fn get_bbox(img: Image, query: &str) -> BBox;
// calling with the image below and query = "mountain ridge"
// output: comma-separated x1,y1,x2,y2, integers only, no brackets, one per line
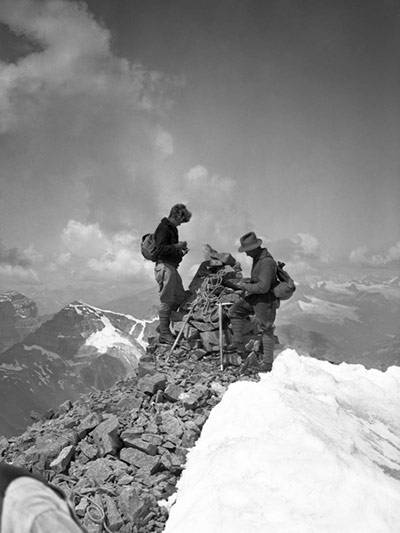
0,301,157,437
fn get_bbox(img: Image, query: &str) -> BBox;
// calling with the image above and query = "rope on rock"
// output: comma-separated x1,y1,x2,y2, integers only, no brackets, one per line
72,489,114,533
190,270,227,327
168,268,236,359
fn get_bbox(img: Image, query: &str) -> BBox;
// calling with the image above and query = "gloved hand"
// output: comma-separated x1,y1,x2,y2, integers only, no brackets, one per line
232,280,247,294
175,241,189,256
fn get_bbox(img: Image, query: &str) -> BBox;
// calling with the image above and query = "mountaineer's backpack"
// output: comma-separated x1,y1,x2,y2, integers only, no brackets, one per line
273,261,296,300
141,233,158,262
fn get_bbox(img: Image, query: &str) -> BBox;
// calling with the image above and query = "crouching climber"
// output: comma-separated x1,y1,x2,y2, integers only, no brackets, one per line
227,231,279,372
0,462,85,533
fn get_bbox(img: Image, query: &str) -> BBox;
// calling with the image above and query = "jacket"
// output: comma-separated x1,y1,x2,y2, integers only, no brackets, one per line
240,248,277,295
154,217,183,267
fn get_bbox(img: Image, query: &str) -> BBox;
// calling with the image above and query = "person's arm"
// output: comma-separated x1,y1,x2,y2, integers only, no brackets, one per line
239,258,276,294
3,477,84,533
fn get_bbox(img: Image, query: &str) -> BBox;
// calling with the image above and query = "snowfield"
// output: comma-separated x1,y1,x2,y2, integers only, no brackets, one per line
164,349,400,533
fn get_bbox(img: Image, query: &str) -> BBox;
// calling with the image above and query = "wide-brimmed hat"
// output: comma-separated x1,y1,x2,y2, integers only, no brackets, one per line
238,231,263,252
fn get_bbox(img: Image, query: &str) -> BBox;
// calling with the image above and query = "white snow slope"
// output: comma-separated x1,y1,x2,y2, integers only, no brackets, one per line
164,349,400,533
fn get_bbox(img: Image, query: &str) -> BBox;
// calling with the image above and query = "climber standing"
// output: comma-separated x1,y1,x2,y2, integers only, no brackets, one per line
154,203,192,344
227,231,279,372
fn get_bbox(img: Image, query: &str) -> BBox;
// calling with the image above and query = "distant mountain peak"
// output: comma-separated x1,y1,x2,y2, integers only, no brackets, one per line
0,290,38,319
0,302,158,437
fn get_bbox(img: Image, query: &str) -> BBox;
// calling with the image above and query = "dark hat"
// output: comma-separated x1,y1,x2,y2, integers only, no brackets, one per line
238,231,263,252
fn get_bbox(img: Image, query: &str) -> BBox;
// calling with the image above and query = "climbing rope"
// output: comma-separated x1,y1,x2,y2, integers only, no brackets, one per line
190,270,227,327
72,488,115,533
168,268,236,359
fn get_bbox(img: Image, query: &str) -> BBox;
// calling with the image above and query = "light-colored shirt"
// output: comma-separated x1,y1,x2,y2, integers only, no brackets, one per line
1,477,82,533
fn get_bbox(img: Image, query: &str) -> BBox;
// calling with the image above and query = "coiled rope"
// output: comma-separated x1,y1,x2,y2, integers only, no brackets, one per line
72,489,114,533
190,270,227,327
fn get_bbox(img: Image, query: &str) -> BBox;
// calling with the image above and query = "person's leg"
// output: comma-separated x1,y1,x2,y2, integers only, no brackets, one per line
227,298,254,353
253,301,277,371
172,269,188,311
154,263,177,344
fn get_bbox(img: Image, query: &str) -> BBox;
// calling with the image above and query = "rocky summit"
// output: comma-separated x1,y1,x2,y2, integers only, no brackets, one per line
0,343,260,533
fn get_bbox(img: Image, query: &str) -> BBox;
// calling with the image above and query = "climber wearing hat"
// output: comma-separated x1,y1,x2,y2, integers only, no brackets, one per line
227,231,278,372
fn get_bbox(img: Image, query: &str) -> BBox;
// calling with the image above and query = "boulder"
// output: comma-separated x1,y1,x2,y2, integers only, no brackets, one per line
119,448,161,475
92,415,121,456
119,487,157,527
50,444,76,473
137,373,167,395
77,412,103,438
164,383,184,402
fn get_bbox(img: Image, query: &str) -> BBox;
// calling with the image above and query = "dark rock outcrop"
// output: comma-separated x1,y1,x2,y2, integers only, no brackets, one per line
0,291,40,353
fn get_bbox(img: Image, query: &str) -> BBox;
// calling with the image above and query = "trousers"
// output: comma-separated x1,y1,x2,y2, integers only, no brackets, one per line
228,294,277,335
154,262,186,313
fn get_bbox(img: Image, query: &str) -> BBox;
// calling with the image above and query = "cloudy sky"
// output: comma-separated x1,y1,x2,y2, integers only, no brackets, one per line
0,0,399,293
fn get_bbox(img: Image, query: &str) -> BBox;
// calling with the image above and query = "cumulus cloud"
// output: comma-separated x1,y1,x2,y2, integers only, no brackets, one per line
349,241,400,266
0,241,31,268
271,233,328,264
0,0,182,239
51,219,151,282
0,0,169,130
294,233,322,259
0,264,39,283
151,125,174,159
185,165,235,195
61,220,109,258
0,240,39,282
182,166,247,248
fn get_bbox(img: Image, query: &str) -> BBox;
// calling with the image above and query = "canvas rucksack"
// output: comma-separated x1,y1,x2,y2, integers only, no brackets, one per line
141,233,158,262
273,261,296,300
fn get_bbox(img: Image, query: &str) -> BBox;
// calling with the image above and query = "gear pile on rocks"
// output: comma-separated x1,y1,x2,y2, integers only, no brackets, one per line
164,244,268,369
0,345,261,533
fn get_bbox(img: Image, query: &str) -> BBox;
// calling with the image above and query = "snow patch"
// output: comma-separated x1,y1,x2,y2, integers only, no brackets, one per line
298,296,360,323
165,349,400,533
0,362,24,372
85,316,133,354
24,344,61,360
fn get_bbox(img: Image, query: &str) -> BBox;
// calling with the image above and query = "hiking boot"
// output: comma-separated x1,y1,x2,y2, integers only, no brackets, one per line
226,342,246,356
261,333,274,370
240,352,261,374
158,332,176,345
158,309,176,345
259,362,273,373
222,352,243,367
